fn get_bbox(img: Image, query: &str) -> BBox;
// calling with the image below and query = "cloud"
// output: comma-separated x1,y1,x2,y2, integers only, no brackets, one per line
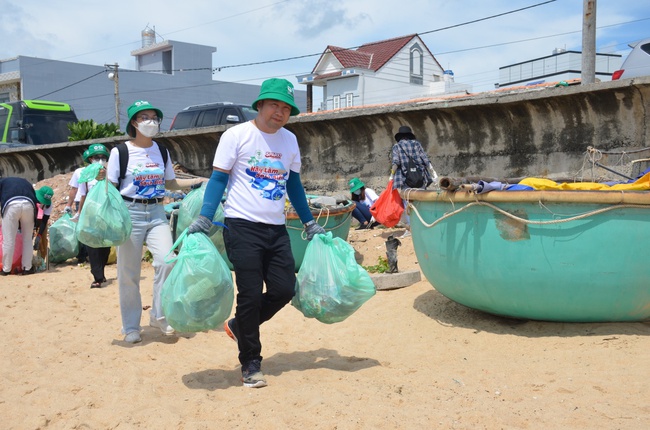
290,0,370,39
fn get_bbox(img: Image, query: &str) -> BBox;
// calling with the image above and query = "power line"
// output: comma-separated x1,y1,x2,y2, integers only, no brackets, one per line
212,0,558,71
34,70,106,99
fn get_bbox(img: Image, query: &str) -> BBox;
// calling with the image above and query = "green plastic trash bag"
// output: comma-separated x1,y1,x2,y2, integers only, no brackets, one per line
76,176,132,248
161,229,234,332
292,232,376,324
175,183,230,265
48,213,79,264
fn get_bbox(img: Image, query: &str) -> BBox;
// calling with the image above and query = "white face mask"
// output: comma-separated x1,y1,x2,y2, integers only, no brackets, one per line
92,159,107,167
137,120,160,138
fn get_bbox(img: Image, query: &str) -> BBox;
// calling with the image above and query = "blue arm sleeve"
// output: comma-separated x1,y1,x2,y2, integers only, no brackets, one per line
199,170,229,220
286,171,314,224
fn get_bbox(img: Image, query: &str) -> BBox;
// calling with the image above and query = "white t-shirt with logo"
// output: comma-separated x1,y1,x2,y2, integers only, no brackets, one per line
213,121,301,225
68,167,84,202
106,141,175,199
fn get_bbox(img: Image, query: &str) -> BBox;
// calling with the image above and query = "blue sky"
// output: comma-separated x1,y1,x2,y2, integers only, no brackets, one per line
1,0,648,98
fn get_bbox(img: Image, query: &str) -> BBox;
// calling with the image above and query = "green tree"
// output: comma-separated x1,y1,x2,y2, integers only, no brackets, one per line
68,120,123,141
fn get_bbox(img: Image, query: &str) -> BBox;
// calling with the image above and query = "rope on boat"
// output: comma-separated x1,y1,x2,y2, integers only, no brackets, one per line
407,198,649,229
285,206,353,240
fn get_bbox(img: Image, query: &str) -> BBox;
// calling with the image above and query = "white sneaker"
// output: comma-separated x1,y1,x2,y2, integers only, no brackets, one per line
150,316,175,336
399,230,411,238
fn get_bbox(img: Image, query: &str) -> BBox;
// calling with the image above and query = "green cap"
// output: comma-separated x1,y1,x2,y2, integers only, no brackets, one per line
85,143,109,161
348,177,364,193
126,100,163,137
251,78,300,116
35,186,54,206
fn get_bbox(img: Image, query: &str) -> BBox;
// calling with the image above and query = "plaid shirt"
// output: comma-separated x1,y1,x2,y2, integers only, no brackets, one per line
391,138,432,189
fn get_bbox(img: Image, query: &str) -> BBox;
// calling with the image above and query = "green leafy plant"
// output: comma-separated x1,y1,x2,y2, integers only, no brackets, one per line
363,256,389,274
68,119,122,141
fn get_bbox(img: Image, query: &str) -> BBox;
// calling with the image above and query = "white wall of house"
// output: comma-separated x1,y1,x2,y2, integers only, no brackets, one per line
319,38,450,110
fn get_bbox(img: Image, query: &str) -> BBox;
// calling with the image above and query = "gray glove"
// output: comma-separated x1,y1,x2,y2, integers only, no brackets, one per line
64,206,73,215
188,215,213,235
304,220,326,241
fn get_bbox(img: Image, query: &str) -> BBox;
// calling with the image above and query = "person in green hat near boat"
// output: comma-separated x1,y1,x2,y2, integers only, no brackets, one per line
188,77,326,388
348,177,380,230
0,177,53,275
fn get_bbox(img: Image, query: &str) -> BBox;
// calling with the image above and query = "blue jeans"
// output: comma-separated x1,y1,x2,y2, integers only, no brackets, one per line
223,218,295,366
352,202,372,225
117,201,174,335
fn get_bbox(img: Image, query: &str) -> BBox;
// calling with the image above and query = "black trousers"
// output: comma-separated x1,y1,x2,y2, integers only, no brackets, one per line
86,246,110,282
223,218,296,366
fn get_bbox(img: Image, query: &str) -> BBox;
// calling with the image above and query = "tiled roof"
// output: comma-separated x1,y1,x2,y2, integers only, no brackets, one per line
357,34,416,71
327,45,373,69
314,34,418,74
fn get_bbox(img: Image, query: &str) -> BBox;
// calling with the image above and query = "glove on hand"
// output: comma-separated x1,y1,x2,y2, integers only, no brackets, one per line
64,206,73,215
304,220,326,241
33,235,41,251
188,215,213,235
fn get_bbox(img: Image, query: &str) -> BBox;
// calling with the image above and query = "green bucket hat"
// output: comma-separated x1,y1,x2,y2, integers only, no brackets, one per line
85,143,110,161
35,186,54,206
126,100,163,137
348,177,364,193
82,149,90,162
251,78,300,116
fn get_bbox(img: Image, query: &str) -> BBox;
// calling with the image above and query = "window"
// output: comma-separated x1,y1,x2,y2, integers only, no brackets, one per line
346,93,353,108
0,93,9,103
410,43,424,85
333,95,340,110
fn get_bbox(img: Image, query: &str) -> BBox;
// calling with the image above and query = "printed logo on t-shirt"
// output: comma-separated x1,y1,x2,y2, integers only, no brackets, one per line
245,150,287,201
132,162,165,198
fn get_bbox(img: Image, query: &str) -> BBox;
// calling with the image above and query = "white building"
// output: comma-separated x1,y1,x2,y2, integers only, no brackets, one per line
497,48,622,88
297,34,472,112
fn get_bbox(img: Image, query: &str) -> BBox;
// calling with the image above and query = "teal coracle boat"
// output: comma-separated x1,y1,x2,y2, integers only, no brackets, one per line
170,196,355,272
285,199,355,271
404,189,650,322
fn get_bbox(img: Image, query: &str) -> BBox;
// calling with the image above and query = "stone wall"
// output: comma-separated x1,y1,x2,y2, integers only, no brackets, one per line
1,77,648,192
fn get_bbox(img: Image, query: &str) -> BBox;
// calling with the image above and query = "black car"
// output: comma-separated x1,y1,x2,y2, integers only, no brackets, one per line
169,102,257,130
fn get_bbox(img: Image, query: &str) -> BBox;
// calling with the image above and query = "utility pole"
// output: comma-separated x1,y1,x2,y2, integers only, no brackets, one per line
581,0,597,85
106,63,120,128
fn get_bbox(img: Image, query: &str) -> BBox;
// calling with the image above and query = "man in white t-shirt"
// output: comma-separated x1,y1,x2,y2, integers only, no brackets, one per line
189,78,325,388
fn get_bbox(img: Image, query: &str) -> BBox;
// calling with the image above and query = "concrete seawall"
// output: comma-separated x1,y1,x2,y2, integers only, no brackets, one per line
1,77,648,191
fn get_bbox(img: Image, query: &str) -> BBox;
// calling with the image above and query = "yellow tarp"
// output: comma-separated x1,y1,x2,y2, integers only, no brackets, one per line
520,172,650,191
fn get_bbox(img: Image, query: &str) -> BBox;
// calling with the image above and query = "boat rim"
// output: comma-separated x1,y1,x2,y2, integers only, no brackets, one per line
402,189,650,205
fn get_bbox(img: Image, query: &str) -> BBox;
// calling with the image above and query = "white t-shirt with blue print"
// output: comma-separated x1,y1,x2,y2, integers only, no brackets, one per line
213,121,301,225
106,141,175,199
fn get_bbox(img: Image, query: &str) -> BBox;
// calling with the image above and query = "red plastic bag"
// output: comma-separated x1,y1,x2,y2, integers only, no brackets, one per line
0,230,24,272
369,180,404,228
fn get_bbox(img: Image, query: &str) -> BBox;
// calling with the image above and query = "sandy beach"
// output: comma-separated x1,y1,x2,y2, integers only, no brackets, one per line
1,222,649,429
1,173,650,429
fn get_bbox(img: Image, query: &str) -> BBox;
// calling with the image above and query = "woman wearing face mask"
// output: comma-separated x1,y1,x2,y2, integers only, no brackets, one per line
77,144,112,288
105,100,207,344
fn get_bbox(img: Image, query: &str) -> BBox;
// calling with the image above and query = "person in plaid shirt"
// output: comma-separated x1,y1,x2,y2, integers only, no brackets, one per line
390,125,436,237
390,125,434,190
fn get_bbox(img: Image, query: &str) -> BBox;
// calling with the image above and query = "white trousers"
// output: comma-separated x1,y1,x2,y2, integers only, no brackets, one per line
2,200,35,273
117,202,174,335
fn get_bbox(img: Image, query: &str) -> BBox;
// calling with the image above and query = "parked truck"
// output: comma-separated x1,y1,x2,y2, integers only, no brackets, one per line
0,100,78,146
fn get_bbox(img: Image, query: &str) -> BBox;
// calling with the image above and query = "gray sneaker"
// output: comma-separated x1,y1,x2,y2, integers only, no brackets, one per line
124,331,142,344
242,359,267,388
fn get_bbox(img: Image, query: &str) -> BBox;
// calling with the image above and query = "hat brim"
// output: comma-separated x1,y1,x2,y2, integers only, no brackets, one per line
126,107,164,137
350,183,364,193
395,133,415,142
252,94,300,116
